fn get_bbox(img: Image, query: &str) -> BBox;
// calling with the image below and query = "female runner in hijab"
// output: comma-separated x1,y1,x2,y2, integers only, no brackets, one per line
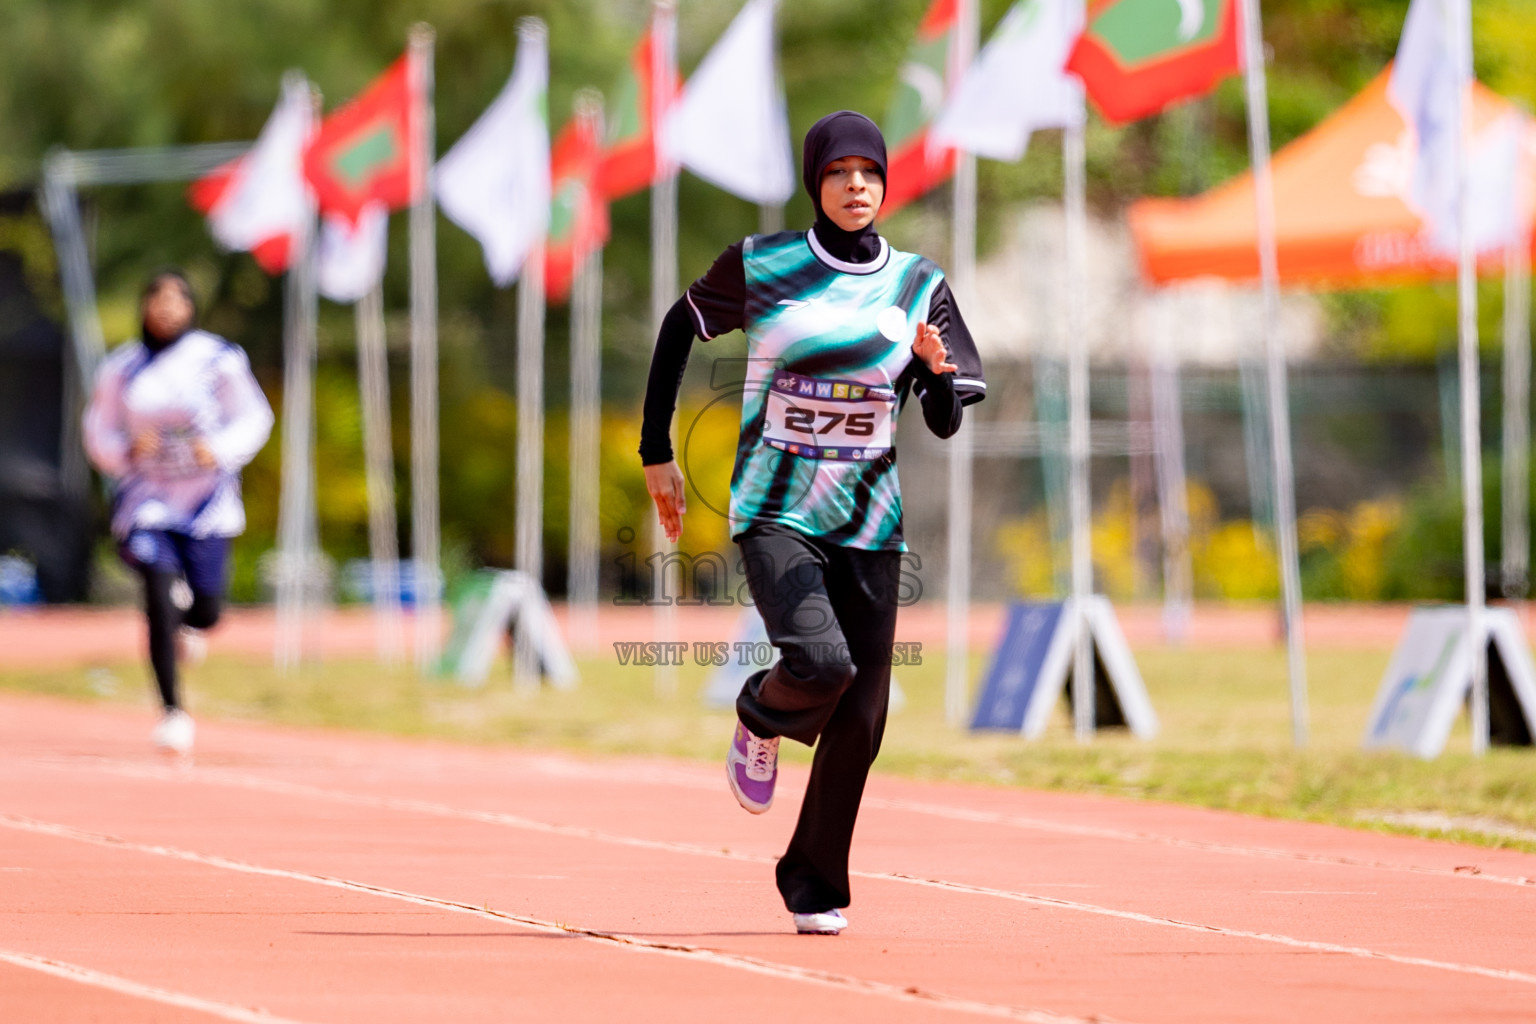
84,269,274,756
639,111,986,934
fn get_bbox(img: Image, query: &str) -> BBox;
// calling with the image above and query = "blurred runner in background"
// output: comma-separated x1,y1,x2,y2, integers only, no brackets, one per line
84,269,273,756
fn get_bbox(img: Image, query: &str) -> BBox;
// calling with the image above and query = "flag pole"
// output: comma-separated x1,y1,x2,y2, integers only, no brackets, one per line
1063,115,1094,742
943,0,980,728
357,283,404,665
1444,0,1488,755
514,17,552,694
569,91,606,653
1151,289,1192,645
275,75,321,673
1502,184,1532,602
407,24,442,674
1238,0,1309,747
650,0,679,698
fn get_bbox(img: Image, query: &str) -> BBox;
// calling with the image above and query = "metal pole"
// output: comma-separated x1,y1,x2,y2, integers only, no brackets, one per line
515,240,547,693
1063,121,1094,743
1441,0,1487,755
650,0,679,698
569,95,606,653
943,0,980,728
275,218,317,672
356,284,404,664
39,155,106,503
513,17,552,694
408,25,442,673
1502,200,1532,600
1239,0,1309,747
1151,290,1192,645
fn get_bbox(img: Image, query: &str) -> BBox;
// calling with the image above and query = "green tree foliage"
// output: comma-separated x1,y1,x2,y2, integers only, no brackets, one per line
2,0,1533,588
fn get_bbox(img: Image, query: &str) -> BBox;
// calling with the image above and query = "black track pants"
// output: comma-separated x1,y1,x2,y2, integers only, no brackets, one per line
734,523,902,914
134,566,222,712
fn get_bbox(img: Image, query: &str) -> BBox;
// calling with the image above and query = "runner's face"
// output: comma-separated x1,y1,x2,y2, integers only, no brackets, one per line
820,156,884,232
142,280,194,340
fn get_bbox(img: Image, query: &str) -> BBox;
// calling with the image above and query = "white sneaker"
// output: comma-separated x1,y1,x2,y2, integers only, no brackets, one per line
792,909,847,935
175,627,207,666
152,710,195,756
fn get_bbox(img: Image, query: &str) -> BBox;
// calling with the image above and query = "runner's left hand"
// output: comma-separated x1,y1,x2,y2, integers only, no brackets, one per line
912,322,958,376
192,440,218,470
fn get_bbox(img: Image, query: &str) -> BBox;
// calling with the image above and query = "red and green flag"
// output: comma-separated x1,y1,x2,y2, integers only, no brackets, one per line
881,0,962,217
545,112,610,303
595,25,676,201
1065,0,1243,125
303,55,422,226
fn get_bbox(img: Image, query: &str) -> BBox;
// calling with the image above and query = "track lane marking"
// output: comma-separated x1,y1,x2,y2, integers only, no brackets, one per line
13,762,1536,989
43,755,1536,891
861,796,1536,890
0,948,313,1024
875,872,1536,988
0,814,1118,1024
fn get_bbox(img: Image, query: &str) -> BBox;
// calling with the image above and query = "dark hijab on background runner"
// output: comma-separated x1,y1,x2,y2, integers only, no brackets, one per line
140,268,197,351
801,110,888,265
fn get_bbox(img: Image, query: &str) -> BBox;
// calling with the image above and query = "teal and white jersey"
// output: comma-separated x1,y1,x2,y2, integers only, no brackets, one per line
698,230,950,551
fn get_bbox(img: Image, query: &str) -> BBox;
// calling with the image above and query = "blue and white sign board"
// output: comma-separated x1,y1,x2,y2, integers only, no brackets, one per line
444,570,577,689
702,607,905,712
1364,605,1536,758
971,596,1157,740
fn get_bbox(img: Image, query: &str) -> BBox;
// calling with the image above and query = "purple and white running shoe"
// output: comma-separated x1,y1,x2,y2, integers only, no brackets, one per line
725,722,779,814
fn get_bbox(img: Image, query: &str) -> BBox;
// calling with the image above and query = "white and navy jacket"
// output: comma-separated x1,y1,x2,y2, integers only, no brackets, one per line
84,330,274,540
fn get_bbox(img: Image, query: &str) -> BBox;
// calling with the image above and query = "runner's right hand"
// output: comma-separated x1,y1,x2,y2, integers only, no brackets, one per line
130,429,161,464
644,461,687,543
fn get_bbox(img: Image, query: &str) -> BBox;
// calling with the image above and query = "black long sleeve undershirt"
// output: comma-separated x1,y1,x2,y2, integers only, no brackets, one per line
638,298,697,466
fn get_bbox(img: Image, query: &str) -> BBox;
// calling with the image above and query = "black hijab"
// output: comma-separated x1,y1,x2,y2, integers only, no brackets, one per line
801,110,888,265
140,268,197,352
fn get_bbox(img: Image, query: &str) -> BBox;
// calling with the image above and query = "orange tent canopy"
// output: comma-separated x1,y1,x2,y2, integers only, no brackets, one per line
1128,74,1533,288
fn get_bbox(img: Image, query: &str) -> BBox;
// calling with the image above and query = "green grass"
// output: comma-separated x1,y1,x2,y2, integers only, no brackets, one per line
6,644,1536,855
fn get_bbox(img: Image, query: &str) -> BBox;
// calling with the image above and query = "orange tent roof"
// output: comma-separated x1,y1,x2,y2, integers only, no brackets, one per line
1127,73,1533,288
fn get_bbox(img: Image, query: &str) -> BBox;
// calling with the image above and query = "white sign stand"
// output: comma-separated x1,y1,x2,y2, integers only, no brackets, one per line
972,596,1158,740
1364,605,1536,758
702,607,905,713
446,570,578,690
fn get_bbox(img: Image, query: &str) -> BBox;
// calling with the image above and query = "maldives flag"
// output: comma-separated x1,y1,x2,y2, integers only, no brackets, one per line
303,55,422,226
595,19,677,201
880,0,962,217
545,112,610,303
1066,0,1243,125
189,73,313,274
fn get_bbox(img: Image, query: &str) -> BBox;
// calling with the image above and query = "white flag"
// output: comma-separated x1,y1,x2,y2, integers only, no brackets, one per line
663,0,794,205
435,21,551,286
1388,0,1471,256
931,0,1085,162
200,72,314,267
1458,113,1527,257
316,202,388,303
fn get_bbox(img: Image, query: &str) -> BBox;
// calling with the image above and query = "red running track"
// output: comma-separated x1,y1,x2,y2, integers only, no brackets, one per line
2,693,1535,1023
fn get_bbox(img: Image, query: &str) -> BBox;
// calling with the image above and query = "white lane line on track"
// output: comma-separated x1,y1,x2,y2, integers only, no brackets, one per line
23,760,1536,989
874,872,1536,988
0,814,1116,1024
860,797,1536,891
38,752,1536,890
0,948,312,1024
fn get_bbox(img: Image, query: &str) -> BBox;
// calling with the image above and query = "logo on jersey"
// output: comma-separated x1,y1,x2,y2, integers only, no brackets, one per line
876,305,910,343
